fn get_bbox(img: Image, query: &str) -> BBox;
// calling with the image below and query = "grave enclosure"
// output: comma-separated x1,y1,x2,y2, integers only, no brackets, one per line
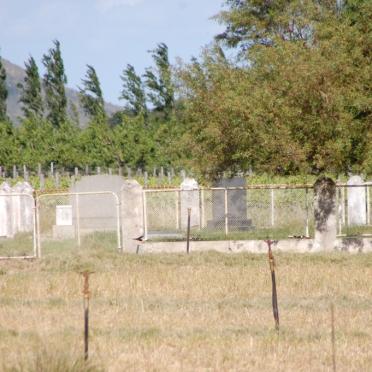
0,175,371,258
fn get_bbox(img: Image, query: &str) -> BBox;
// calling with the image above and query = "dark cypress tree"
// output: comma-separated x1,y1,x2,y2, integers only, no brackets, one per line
79,64,105,119
0,57,8,122
120,64,147,116
17,56,44,119
42,40,67,128
144,43,174,115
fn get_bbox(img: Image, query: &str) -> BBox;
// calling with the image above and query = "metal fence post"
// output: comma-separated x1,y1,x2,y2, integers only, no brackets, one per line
75,194,81,247
337,187,343,236
224,188,228,236
36,196,41,258
32,195,37,258
305,188,310,237
367,184,371,226
143,191,148,241
186,208,191,254
271,189,275,227
200,189,205,229
177,190,181,230
115,194,122,252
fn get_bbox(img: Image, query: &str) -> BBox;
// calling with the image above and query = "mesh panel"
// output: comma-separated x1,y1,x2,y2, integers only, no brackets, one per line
37,192,120,253
144,187,314,240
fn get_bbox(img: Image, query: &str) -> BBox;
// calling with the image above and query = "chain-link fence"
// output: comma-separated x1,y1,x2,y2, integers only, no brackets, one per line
143,186,315,240
144,184,372,240
1,184,371,258
0,193,36,259
36,192,121,255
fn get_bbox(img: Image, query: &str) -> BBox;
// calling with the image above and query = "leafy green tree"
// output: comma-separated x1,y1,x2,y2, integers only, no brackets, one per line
179,0,372,178
0,57,8,122
53,120,82,168
17,118,54,167
79,118,116,166
144,43,174,115
17,56,44,119
111,115,156,168
79,65,106,120
0,121,16,168
42,40,67,128
120,64,147,117
215,0,336,52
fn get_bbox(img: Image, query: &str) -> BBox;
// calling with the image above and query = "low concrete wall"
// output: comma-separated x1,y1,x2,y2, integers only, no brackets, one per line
140,237,372,254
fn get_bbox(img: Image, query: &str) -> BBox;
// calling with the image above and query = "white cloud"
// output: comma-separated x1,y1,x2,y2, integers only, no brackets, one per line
96,0,144,11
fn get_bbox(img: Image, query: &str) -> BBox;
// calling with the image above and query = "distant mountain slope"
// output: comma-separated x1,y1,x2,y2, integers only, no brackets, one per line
2,58,120,126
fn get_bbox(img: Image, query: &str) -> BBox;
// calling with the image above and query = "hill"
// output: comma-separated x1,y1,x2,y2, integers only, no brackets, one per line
2,58,120,126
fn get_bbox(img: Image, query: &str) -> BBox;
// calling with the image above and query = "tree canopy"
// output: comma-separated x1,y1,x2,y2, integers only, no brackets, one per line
0,2,370,178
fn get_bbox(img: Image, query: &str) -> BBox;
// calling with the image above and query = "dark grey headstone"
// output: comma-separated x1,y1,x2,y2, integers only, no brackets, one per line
207,177,252,230
313,177,337,251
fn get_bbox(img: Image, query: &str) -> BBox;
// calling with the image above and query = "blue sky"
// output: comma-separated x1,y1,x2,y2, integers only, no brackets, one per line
1,0,225,105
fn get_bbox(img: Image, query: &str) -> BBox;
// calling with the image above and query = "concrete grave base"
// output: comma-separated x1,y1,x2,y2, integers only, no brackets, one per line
140,237,372,254
52,225,76,240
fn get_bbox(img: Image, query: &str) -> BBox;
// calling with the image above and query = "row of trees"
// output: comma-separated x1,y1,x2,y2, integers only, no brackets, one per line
0,0,371,178
0,41,183,170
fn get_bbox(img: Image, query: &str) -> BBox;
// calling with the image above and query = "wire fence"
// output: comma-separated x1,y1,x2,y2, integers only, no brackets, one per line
0,184,371,258
144,187,314,240
144,185,372,240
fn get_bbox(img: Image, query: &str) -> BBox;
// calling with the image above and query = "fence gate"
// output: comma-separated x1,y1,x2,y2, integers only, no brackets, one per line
36,191,121,256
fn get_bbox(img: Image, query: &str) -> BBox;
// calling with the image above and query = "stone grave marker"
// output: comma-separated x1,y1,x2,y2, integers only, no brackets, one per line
70,175,125,232
313,177,337,251
180,178,200,229
207,177,252,231
56,205,73,226
0,182,12,238
53,205,75,239
19,182,34,233
347,175,367,226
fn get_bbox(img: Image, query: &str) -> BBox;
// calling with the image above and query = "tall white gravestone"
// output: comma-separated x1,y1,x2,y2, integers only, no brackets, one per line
347,175,366,226
0,182,12,238
11,182,23,235
18,182,34,233
180,178,200,229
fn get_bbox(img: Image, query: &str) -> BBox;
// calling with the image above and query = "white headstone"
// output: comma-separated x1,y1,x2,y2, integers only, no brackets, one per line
18,182,34,233
56,205,73,226
347,176,366,226
0,183,12,238
180,178,200,229
11,183,23,235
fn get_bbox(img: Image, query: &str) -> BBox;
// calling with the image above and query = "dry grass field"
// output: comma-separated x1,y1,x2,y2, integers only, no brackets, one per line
0,244,371,371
